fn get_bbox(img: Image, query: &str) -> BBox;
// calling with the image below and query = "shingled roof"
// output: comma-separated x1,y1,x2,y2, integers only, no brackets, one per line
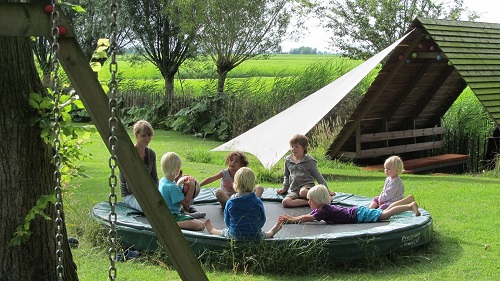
327,17,500,160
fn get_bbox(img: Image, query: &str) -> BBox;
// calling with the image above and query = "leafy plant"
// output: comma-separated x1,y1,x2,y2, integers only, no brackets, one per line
168,93,231,140
29,87,95,182
8,194,55,247
442,88,495,135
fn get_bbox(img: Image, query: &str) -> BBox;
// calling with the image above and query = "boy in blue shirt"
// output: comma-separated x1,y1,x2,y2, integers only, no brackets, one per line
204,167,282,240
158,152,204,231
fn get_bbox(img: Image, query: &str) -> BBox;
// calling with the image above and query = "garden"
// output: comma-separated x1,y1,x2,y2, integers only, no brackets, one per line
63,54,499,280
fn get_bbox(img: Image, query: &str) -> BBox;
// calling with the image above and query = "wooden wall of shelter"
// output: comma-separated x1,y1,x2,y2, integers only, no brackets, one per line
327,17,500,162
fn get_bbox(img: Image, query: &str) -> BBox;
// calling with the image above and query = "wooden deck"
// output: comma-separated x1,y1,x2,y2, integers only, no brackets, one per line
362,154,469,174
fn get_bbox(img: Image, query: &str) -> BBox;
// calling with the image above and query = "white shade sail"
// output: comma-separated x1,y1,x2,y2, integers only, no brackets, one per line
212,31,413,169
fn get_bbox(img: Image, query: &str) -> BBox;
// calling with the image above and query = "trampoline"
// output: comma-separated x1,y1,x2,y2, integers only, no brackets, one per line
93,188,433,261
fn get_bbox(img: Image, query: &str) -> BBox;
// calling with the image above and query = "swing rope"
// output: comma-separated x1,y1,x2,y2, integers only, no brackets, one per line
50,0,65,280
107,0,120,280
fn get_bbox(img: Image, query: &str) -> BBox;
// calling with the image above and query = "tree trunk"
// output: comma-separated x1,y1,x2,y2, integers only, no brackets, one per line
164,73,175,103
217,68,228,94
0,36,78,280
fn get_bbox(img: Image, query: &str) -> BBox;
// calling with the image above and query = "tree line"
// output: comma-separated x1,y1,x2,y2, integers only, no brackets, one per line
32,0,476,100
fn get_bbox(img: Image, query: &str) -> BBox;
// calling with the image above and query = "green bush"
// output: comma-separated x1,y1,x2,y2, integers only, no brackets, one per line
442,88,495,135
167,93,231,140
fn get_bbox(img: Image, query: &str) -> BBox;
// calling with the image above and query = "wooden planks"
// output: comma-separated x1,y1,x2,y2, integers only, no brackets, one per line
362,153,469,173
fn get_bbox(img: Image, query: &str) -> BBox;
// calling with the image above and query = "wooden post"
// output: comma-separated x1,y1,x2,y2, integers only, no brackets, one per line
0,3,208,281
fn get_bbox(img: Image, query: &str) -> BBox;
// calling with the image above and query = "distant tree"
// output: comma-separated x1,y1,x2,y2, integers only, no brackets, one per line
33,1,132,87
289,46,318,54
320,0,479,59
198,0,293,93
64,1,132,60
122,0,202,99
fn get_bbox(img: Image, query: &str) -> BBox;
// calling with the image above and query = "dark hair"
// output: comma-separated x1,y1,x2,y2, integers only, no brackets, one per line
289,134,309,154
225,151,249,167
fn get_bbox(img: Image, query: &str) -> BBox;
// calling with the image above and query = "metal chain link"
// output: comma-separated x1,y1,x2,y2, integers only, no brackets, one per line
50,0,64,280
108,0,119,280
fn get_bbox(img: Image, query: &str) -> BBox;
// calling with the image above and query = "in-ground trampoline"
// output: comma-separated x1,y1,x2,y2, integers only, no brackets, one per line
93,188,432,261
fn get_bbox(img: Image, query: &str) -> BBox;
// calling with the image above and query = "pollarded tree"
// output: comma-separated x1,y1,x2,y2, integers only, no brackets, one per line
0,35,78,280
321,0,478,59
33,1,132,87
64,0,132,60
123,0,202,100
199,0,292,93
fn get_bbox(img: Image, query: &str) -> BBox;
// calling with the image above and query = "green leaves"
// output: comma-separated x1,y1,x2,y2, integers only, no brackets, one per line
322,0,474,59
8,194,56,247
169,93,231,140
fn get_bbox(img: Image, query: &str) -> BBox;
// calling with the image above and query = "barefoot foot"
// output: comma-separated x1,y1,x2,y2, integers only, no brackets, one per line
266,221,283,238
204,218,215,234
411,202,421,216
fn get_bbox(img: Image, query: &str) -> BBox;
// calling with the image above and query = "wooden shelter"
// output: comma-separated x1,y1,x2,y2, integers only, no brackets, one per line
327,18,500,172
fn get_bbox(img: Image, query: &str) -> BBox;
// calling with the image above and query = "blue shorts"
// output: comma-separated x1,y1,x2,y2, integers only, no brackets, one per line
356,206,383,223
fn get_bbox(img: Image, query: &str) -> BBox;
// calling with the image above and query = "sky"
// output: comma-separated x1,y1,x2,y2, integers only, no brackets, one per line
280,0,500,53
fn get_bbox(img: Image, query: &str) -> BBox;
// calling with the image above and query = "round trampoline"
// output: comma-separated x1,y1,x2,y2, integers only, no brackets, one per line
93,188,432,261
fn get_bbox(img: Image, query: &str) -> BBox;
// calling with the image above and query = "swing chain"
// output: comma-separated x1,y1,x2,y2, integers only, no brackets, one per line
108,0,119,280
50,0,64,280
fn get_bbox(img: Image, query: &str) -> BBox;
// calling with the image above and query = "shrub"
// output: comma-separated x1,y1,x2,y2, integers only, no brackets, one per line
167,93,231,141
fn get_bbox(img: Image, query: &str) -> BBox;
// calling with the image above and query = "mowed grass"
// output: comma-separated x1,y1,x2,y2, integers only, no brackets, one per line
67,126,500,281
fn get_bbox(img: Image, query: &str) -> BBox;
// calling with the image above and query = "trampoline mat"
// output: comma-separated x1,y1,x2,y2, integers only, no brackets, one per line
93,187,432,260
127,187,406,239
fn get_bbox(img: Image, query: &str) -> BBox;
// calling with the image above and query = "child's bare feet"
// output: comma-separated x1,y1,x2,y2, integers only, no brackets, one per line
411,202,421,216
266,221,283,238
204,218,215,234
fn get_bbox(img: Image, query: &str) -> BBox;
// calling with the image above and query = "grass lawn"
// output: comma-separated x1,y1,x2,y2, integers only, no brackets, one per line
67,127,500,280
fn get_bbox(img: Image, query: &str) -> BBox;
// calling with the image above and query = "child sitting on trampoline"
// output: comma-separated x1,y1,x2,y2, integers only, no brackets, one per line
369,155,405,209
200,151,264,209
278,185,420,225
277,134,334,208
204,167,282,240
158,152,205,231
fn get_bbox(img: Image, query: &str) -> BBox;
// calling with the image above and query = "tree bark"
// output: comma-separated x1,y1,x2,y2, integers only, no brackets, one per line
0,35,78,280
164,73,175,100
217,68,229,94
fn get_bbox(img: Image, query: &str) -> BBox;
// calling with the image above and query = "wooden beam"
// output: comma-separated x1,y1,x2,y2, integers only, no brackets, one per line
57,28,209,281
328,29,424,157
359,127,444,142
357,140,446,158
384,60,434,123
0,3,207,280
362,153,469,173
0,3,74,37
404,66,455,123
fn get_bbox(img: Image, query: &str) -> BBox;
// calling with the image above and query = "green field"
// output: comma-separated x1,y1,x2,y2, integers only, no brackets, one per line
97,54,361,94
66,127,500,281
